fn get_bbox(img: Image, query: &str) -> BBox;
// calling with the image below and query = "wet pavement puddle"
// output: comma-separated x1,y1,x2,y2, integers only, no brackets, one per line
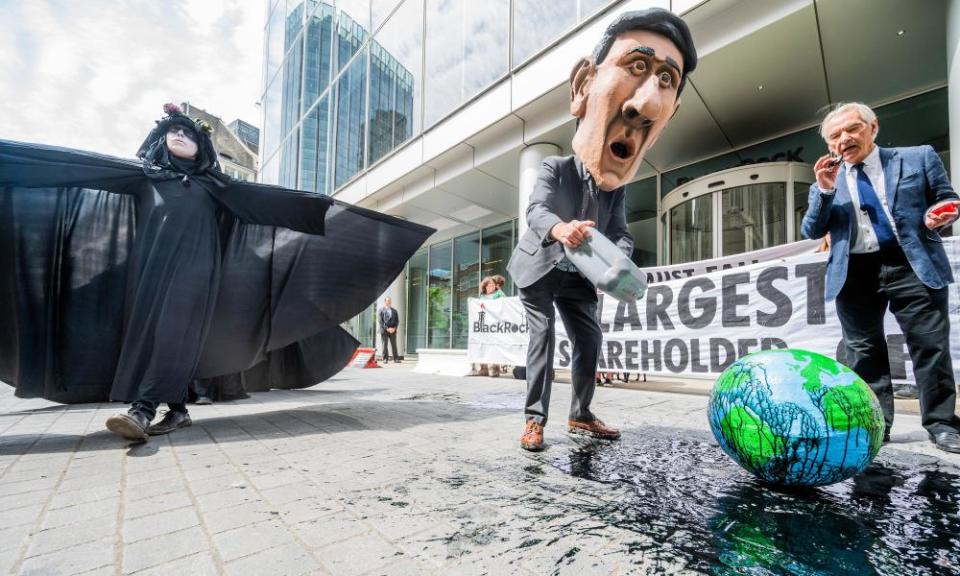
539,428,960,575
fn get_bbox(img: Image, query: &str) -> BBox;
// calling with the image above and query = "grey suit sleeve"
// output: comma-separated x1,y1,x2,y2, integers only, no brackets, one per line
922,145,958,207
608,189,634,257
800,183,835,240
526,160,565,247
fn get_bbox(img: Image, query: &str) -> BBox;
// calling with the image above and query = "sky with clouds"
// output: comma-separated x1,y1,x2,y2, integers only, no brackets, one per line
0,0,264,158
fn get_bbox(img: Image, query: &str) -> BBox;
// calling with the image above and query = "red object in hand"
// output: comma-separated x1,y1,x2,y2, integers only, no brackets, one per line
930,202,959,217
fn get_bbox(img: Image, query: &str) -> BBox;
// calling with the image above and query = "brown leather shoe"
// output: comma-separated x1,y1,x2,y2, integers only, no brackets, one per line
520,421,545,451
568,418,620,440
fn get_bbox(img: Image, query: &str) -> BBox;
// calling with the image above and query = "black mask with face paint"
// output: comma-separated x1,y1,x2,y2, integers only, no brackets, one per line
136,104,226,186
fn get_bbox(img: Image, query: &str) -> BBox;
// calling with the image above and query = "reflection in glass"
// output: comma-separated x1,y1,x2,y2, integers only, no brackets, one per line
721,183,786,256
260,154,280,187
371,0,402,32
367,0,422,165
299,95,332,193
278,128,300,188
406,248,428,354
302,1,335,115
660,213,667,264
357,303,376,347
624,177,658,266
263,4,286,90
276,3,305,168
580,0,614,17
513,0,576,65
260,77,283,171
337,0,370,72
334,49,368,188
428,241,452,348
481,221,514,296
453,232,480,349
794,182,810,241
425,0,509,127
670,195,712,264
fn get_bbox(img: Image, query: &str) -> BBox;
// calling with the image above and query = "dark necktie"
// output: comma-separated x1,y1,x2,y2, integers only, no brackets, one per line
854,163,896,249
580,178,599,225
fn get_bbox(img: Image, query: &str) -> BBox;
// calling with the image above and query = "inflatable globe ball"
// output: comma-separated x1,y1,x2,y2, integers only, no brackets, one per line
708,349,885,487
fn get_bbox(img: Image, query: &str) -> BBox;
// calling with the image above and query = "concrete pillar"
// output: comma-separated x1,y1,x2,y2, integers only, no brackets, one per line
950,0,960,233
376,266,407,357
518,143,562,238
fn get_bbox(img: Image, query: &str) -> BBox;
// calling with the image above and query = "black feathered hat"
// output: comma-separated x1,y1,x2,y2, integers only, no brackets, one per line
137,103,221,175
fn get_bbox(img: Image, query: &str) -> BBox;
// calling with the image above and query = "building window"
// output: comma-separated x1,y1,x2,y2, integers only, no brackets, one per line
301,1,335,117
335,0,370,72
452,232,480,349
424,0,509,127
794,181,810,240
624,176,657,266
480,221,514,296
721,183,786,256
334,48,368,188
512,0,617,66
367,0,422,166
670,195,712,264
278,127,300,189
427,241,452,348
300,94,333,193
406,248,428,354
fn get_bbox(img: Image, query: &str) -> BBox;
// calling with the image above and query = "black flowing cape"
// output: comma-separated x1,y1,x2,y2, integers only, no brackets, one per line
0,140,433,403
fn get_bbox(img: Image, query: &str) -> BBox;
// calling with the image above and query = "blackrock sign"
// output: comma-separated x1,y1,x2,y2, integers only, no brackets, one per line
467,238,960,385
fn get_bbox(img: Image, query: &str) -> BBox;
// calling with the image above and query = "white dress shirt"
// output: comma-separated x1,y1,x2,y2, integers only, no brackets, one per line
820,146,899,254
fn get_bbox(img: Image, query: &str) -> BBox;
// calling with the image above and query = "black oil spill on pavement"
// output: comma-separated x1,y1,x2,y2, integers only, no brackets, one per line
540,427,960,575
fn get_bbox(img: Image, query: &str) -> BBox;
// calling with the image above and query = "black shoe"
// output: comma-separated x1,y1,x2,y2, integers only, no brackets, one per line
147,411,192,436
195,396,213,405
883,431,891,444
929,432,960,454
106,410,151,441
893,386,919,400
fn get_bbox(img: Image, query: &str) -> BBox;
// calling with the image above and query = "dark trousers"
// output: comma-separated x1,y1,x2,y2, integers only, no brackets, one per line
836,247,958,435
131,400,187,421
381,330,398,362
519,268,601,425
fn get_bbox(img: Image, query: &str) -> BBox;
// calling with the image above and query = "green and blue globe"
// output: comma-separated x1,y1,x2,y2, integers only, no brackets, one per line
708,349,885,487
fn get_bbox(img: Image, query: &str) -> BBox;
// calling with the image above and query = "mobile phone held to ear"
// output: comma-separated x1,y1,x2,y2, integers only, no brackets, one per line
930,202,960,217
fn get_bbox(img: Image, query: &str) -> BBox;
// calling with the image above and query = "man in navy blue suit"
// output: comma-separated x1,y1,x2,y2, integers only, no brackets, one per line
802,102,960,454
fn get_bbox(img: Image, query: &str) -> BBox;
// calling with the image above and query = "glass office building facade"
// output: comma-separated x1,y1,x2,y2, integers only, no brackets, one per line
260,0,619,190
262,1,952,353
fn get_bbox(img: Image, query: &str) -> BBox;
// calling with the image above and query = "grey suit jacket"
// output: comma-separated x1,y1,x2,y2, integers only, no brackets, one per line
507,155,634,289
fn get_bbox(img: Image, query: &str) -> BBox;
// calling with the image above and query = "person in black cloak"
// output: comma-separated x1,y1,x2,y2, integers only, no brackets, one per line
103,105,228,439
0,104,433,442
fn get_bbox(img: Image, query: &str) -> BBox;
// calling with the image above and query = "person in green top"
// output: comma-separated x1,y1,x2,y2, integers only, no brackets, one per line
476,275,506,377
481,275,506,300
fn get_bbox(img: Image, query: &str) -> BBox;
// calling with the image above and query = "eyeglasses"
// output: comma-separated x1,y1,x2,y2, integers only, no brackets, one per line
166,126,197,142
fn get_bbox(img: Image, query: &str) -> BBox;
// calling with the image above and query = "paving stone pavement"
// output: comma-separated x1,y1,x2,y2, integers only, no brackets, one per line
1,365,958,576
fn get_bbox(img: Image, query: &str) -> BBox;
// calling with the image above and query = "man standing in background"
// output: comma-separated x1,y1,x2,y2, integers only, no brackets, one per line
379,297,401,364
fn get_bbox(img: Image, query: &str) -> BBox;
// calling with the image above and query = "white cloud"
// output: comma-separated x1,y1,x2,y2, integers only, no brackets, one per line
0,0,264,159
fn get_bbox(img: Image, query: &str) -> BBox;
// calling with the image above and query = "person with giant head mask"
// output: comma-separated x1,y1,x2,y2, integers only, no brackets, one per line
507,8,697,451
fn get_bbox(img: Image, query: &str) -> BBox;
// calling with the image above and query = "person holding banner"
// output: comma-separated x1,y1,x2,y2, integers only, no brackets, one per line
507,8,697,451
801,102,960,454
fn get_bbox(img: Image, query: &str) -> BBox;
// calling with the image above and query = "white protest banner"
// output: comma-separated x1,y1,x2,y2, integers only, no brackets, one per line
644,239,820,284
468,237,960,385
467,297,529,366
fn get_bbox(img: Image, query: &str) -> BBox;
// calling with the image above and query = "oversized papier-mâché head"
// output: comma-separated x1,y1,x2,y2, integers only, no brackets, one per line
137,103,221,174
570,8,697,191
